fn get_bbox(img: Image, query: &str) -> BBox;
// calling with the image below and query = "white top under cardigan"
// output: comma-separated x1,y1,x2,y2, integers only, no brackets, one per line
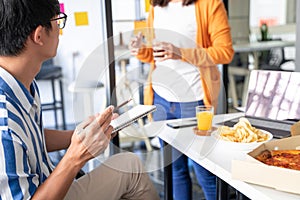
152,2,204,102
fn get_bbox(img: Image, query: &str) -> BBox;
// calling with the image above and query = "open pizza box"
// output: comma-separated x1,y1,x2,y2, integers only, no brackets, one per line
232,135,300,194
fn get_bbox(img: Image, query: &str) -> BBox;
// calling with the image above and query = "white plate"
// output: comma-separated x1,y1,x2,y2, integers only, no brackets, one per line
211,129,273,151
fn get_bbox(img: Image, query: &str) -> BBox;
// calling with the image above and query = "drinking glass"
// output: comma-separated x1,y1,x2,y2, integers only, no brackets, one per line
196,105,214,132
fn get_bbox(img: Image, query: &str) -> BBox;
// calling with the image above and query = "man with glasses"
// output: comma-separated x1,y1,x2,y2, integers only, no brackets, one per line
51,12,68,29
0,0,159,199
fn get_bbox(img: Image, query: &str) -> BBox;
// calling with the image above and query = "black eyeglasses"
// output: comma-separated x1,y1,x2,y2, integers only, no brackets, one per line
50,12,67,29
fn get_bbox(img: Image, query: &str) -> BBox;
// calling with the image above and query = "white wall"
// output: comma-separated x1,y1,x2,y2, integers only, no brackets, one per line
250,0,287,27
39,0,108,127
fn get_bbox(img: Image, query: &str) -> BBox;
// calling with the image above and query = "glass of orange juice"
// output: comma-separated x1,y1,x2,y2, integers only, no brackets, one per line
196,105,214,132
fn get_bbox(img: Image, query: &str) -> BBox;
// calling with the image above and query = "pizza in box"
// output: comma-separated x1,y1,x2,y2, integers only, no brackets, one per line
255,149,300,170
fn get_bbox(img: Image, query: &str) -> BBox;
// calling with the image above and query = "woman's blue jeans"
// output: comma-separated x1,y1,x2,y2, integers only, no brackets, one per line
152,92,216,200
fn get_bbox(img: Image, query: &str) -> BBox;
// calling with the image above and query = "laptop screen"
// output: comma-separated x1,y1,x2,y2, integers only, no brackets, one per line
245,70,300,121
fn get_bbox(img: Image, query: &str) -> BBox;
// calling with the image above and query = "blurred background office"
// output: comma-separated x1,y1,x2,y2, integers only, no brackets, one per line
38,0,298,199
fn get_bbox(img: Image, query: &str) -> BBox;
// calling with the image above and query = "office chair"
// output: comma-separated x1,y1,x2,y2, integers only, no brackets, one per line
259,39,295,72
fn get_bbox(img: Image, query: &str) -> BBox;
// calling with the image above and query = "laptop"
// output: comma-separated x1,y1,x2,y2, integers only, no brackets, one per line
222,70,300,139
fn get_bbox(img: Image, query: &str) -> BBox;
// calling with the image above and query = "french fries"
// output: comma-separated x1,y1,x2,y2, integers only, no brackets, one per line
217,118,269,143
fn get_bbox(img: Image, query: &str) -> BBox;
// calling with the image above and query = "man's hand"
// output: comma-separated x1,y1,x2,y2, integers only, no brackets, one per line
69,106,114,163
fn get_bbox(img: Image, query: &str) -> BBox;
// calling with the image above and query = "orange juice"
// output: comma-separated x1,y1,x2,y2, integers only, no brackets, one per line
196,111,213,131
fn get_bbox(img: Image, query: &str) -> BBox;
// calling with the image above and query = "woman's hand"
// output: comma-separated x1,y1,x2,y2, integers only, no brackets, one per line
129,32,144,56
68,106,114,163
153,41,182,61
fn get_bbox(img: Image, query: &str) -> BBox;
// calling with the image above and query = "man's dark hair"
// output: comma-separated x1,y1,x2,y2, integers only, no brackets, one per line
0,0,60,56
150,0,197,7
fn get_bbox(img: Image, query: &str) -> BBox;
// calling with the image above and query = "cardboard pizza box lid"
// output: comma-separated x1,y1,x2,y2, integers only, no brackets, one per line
232,135,300,194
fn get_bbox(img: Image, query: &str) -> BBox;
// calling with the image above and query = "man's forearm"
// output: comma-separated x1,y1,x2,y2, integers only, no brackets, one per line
45,129,74,152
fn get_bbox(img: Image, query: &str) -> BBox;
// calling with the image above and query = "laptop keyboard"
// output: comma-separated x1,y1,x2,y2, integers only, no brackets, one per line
223,117,292,139
245,118,291,131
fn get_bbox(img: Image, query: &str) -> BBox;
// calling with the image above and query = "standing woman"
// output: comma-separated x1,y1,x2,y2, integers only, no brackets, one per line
130,0,234,199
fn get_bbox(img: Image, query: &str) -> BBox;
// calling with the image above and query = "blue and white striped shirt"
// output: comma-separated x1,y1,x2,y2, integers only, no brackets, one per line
0,67,53,199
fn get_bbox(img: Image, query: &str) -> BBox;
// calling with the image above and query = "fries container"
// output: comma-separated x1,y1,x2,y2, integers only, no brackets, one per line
232,135,300,194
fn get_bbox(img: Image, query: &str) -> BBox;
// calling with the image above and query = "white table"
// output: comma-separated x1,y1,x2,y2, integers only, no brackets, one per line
144,112,300,200
233,40,295,69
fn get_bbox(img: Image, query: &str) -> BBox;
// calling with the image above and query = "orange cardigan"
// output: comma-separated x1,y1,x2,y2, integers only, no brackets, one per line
136,0,234,110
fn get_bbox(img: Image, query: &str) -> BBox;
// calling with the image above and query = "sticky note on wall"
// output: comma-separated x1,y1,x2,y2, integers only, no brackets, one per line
74,12,89,26
134,20,153,45
134,20,147,35
60,3,65,13
145,0,150,12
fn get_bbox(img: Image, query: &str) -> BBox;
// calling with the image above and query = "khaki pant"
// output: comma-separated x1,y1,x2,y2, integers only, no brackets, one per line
65,152,159,200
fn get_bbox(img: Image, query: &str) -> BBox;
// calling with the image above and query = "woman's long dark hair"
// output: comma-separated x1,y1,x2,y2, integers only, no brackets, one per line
150,0,197,7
